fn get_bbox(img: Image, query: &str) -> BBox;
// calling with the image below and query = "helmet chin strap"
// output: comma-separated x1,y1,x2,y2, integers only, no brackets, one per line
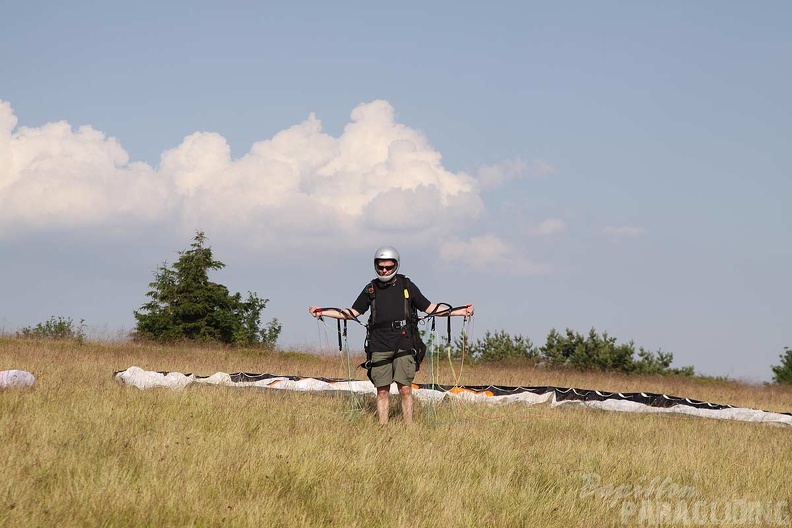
376,272,398,282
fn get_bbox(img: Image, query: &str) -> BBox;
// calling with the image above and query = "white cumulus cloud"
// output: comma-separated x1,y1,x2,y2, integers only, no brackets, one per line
0,99,483,253
0,101,168,233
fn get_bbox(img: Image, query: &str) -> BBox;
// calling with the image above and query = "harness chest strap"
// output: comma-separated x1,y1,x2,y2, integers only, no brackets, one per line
367,275,414,332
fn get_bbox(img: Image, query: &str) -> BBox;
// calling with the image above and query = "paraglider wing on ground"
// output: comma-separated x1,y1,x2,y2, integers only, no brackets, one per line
114,367,792,427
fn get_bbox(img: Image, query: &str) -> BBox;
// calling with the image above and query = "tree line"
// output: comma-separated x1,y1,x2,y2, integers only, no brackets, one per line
444,328,694,376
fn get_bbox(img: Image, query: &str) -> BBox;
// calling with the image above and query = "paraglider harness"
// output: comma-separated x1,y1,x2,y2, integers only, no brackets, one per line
361,274,427,375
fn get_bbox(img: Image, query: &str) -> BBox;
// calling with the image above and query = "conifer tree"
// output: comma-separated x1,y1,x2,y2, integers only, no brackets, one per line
134,231,281,346
771,347,792,385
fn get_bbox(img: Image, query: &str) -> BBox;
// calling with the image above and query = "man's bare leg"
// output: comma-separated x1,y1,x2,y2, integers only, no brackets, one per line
376,386,390,425
397,383,413,424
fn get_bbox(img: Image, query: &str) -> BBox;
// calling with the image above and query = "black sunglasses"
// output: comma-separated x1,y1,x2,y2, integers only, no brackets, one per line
377,264,396,271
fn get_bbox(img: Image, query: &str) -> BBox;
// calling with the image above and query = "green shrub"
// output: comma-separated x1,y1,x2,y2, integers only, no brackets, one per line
17,316,86,343
453,330,538,363
632,347,695,376
540,328,633,371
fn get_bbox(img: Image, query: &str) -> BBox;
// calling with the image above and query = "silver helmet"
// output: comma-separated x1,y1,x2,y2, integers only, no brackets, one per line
373,245,400,282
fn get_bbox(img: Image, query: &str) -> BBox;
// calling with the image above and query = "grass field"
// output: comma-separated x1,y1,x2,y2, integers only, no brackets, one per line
2,337,791,527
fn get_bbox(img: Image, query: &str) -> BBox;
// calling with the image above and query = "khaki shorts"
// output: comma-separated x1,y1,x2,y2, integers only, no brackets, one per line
369,350,416,388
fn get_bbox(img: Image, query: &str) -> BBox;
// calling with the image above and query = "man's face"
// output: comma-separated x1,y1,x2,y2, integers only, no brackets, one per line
376,260,396,276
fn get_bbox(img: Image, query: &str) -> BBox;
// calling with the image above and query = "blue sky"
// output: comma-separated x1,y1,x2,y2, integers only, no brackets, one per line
1,1,790,381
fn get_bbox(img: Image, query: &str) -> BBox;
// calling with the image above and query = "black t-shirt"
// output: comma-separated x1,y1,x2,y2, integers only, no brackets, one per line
351,275,430,352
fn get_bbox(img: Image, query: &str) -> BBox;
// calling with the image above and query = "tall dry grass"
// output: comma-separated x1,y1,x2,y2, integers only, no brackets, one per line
1,337,791,527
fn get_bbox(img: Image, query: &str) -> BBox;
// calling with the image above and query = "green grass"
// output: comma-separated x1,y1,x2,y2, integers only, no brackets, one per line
2,338,791,527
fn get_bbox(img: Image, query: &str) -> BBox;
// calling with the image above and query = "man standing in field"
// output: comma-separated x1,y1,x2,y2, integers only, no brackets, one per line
309,246,474,425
